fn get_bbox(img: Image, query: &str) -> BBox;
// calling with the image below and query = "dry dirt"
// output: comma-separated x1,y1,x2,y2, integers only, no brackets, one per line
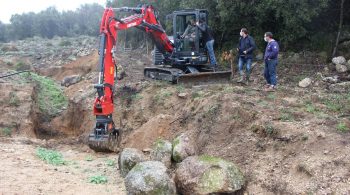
1,40,350,194
0,137,126,195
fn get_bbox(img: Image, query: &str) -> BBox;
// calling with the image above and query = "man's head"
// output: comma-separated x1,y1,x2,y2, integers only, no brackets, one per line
189,18,195,26
240,28,248,37
264,32,273,42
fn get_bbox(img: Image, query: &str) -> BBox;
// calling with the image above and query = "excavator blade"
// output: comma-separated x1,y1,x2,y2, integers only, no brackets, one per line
88,128,121,152
177,71,232,85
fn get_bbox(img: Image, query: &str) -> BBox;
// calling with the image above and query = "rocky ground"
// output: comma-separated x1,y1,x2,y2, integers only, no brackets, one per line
1,36,350,194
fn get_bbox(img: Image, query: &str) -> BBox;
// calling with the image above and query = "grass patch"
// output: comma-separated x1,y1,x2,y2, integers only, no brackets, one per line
337,122,349,133
154,89,173,104
59,40,72,47
199,155,221,164
24,73,67,117
15,61,30,71
191,91,203,99
279,109,294,122
85,155,94,161
36,147,66,165
176,84,185,93
8,92,20,107
89,175,108,184
304,101,319,114
106,159,116,167
1,127,12,136
321,94,350,114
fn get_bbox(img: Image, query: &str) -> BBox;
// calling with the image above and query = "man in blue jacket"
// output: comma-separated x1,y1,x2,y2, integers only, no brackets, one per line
236,28,256,83
263,32,279,92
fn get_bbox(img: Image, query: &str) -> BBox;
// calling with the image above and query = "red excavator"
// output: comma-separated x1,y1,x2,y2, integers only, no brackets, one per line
88,4,231,152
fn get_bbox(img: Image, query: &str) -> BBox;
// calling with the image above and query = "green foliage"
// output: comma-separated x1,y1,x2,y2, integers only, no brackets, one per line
106,159,116,167
89,175,108,184
36,147,66,165
25,73,67,117
59,40,72,46
8,92,20,107
154,89,173,104
85,155,94,161
337,122,349,133
1,127,12,136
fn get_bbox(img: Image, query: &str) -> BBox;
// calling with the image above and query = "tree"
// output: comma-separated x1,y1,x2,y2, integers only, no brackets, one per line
332,0,345,57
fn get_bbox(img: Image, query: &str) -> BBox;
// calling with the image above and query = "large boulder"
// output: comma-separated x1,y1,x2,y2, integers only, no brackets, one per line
336,64,348,73
332,56,346,65
150,139,172,168
298,78,312,88
329,81,350,93
175,155,245,195
125,161,176,195
61,74,81,87
118,148,145,177
172,133,196,163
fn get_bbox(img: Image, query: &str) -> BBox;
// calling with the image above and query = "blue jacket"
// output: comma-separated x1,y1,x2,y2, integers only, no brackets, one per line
237,35,256,59
264,40,279,61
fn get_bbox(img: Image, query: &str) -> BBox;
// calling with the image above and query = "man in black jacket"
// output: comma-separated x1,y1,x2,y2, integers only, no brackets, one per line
236,28,256,83
196,19,217,70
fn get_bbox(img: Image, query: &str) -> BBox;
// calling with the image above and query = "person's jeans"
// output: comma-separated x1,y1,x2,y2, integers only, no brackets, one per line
206,40,216,66
238,57,252,76
264,59,278,86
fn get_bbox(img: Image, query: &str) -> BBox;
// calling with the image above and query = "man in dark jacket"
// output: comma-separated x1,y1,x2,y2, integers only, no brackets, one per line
236,28,256,83
196,20,217,70
263,32,279,92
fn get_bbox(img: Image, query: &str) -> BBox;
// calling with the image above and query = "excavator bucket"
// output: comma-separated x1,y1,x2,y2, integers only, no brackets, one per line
88,132,120,152
177,71,232,85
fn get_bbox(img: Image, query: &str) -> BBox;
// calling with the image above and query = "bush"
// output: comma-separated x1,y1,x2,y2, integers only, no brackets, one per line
36,147,66,165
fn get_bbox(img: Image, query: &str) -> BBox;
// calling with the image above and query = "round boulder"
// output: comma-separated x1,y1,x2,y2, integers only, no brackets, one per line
150,139,172,168
172,133,195,163
61,74,81,87
175,155,245,195
125,161,176,195
118,148,145,177
298,78,312,88
332,56,346,65
336,64,348,73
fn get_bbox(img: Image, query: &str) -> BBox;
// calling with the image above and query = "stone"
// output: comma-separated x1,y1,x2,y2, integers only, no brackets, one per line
332,56,346,65
125,161,176,195
336,64,348,73
172,133,196,163
178,93,188,98
118,148,145,177
61,75,81,87
322,76,339,84
150,139,172,168
329,81,350,93
298,78,312,88
175,155,245,195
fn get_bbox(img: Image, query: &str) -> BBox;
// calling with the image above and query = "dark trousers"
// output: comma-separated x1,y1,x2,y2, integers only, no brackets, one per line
264,59,277,86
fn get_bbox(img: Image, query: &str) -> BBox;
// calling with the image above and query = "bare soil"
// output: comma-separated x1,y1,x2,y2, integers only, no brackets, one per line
1,39,350,194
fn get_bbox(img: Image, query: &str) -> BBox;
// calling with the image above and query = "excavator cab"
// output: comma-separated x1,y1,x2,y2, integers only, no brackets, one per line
153,9,209,68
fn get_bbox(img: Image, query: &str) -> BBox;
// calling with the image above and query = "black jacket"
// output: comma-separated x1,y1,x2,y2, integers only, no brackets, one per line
197,23,214,43
237,35,256,59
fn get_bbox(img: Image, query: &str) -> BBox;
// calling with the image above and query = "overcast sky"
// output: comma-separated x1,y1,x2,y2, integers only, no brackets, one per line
0,0,105,24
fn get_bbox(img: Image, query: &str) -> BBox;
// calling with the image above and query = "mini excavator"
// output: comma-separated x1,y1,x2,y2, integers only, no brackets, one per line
88,4,231,152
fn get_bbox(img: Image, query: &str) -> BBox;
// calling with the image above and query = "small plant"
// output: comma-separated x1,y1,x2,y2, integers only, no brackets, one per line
8,92,20,107
337,122,349,133
106,159,116,167
2,127,12,136
85,155,94,161
301,134,309,141
131,93,142,101
176,84,185,93
305,102,318,114
36,147,66,165
191,91,203,99
89,175,108,184
15,61,29,71
267,93,276,100
59,40,72,47
154,89,172,104
279,109,294,121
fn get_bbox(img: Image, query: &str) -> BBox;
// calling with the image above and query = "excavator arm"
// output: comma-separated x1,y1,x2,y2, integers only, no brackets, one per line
88,5,174,152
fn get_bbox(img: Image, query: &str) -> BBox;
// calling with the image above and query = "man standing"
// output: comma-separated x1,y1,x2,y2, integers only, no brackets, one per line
237,28,256,83
263,32,279,92
197,20,217,71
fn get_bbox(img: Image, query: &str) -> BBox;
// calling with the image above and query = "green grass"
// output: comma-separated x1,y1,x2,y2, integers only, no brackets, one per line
279,109,294,121
154,89,173,104
24,73,67,117
36,147,66,165
337,122,349,133
304,101,318,114
106,159,116,167
176,84,185,93
85,155,94,161
1,127,12,136
8,92,20,107
191,91,203,99
89,175,108,184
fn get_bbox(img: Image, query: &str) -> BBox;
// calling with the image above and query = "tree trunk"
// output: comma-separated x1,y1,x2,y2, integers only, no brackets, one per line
332,0,345,58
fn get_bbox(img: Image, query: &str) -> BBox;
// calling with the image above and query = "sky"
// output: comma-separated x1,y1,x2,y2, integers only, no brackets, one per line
0,0,105,24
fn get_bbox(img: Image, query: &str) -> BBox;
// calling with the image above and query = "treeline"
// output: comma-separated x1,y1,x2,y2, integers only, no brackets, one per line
1,0,349,53
0,3,104,41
